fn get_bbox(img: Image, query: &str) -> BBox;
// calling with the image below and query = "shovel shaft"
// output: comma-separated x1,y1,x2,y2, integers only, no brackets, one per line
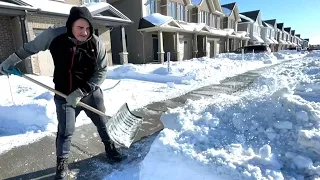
22,74,108,118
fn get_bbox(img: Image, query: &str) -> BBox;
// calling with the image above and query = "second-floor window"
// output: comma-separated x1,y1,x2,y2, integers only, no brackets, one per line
199,11,209,25
177,3,185,21
170,2,186,21
253,24,260,34
229,19,234,29
83,0,100,4
149,0,157,14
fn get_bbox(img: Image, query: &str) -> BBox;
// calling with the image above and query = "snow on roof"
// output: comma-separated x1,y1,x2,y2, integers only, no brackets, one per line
235,31,248,37
239,14,254,23
263,22,273,29
191,0,202,5
222,7,232,16
179,23,238,36
81,2,110,15
0,1,37,11
21,0,75,15
143,13,173,26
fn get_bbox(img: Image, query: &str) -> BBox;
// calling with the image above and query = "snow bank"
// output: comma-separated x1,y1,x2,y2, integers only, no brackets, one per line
139,56,320,180
107,57,268,85
274,50,307,60
217,52,278,64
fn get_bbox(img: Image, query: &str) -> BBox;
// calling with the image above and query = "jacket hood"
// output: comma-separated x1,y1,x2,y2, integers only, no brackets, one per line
66,6,94,41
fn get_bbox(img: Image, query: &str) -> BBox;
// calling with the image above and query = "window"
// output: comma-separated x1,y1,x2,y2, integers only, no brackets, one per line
33,29,44,38
229,19,234,29
212,14,216,27
82,0,100,4
215,16,218,28
202,11,209,25
186,9,191,22
222,17,227,28
177,4,185,21
170,2,176,19
150,0,157,14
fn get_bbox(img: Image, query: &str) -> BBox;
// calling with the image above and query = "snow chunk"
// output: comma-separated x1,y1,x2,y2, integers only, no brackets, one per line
273,121,293,129
292,155,313,169
297,130,320,154
296,110,309,122
259,144,272,159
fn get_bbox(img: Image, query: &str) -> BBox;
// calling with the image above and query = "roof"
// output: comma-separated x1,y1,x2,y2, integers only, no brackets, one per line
296,34,301,37
264,19,276,26
138,13,182,29
262,21,272,28
221,3,235,16
1,0,132,26
0,1,37,11
277,23,284,29
239,10,260,21
239,14,254,23
221,2,235,11
284,27,291,33
291,30,295,35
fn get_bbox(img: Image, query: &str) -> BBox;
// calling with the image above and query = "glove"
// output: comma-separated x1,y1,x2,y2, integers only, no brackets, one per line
0,53,22,75
66,88,85,108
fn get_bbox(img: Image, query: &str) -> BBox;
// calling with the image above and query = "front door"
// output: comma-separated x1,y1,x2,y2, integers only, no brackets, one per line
153,38,158,62
210,41,215,58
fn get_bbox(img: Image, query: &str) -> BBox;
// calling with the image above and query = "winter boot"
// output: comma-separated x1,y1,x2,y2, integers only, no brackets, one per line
104,142,125,163
54,157,69,180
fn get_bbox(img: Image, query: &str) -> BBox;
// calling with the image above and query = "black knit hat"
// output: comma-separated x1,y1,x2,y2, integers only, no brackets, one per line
66,6,94,39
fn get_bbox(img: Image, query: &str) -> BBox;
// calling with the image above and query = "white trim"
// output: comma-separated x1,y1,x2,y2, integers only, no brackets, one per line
252,35,264,43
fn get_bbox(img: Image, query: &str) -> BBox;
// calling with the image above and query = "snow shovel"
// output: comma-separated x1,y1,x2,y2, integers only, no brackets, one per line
5,68,143,148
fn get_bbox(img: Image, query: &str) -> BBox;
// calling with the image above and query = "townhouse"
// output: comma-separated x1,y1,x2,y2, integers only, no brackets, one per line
0,0,131,76
275,23,287,51
110,0,250,64
284,27,292,48
238,10,265,46
221,2,249,52
262,19,278,52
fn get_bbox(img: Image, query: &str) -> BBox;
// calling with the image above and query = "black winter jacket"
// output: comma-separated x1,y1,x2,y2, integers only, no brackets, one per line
15,7,108,95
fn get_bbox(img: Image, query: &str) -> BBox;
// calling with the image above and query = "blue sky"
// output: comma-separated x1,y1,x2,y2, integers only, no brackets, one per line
220,0,320,44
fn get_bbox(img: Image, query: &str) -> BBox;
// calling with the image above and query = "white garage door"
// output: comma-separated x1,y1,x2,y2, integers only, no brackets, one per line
36,50,54,76
33,29,54,76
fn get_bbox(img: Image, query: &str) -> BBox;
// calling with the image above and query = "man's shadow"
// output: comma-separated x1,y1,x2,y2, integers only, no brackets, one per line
4,132,159,180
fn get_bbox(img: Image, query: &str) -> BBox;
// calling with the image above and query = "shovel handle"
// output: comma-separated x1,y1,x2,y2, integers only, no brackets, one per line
21,74,109,118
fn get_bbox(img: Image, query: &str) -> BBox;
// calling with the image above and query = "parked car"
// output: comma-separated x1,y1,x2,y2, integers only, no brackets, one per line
232,45,271,54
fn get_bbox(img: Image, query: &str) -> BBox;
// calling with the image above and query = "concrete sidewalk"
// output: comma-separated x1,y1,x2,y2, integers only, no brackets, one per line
0,60,291,180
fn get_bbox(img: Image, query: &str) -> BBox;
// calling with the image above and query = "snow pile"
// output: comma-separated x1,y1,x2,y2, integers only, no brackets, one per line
274,50,306,60
107,57,267,85
139,56,320,179
217,52,277,64
305,50,320,59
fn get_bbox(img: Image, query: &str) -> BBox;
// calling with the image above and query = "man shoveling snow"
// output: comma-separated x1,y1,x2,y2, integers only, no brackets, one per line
0,6,128,180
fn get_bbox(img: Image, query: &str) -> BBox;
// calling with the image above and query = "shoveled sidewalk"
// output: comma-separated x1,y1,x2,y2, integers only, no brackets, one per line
0,60,291,180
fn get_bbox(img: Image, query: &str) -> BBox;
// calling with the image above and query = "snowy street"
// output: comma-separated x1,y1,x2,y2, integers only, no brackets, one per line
1,50,320,180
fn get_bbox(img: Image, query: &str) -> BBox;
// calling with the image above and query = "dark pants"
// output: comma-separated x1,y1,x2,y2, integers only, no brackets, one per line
54,87,111,158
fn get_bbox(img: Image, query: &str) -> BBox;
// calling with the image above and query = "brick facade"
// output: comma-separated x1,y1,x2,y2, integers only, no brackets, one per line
0,16,15,62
